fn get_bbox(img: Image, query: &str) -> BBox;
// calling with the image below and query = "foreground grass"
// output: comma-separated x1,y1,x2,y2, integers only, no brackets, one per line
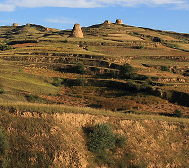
0,102,188,167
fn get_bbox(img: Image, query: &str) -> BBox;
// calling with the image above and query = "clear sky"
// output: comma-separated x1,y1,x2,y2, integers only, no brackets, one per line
0,0,189,33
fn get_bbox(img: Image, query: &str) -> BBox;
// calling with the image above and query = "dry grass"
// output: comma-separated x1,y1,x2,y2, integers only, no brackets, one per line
177,43,189,51
0,23,189,167
0,102,188,123
105,33,143,41
0,102,188,167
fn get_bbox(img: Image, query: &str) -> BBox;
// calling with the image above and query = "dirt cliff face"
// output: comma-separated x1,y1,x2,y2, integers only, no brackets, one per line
51,112,110,167
51,112,189,167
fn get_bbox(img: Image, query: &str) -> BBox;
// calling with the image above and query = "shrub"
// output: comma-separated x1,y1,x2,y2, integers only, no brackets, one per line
140,82,149,90
76,61,85,74
173,109,183,118
75,77,86,86
132,44,144,49
86,123,127,166
161,65,170,72
0,88,5,94
183,70,189,76
133,32,140,35
88,123,115,154
165,43,179,49
115,134,126,148
119,63,134,78
25,94,41,103
52,77,63,87
153,37,161,42
0,44,13,51
125,80,140,91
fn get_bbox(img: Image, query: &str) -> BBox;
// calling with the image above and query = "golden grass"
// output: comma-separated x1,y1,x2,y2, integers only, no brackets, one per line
105,33,143,41
178,43,189,51
0,102,188,123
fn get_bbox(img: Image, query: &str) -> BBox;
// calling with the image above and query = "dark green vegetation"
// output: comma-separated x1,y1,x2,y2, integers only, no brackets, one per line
88,123,116,153
85,123,130,167
0,22,189,167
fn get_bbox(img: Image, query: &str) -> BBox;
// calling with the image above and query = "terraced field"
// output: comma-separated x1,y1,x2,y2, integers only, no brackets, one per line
0,23,189,114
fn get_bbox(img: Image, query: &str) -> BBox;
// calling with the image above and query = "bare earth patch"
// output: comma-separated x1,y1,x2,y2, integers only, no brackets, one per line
139,102,189,116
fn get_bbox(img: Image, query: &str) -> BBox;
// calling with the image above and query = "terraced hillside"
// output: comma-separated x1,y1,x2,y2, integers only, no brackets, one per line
0,22,189,167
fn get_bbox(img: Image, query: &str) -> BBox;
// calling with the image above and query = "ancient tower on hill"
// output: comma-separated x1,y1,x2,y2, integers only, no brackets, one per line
46,27,50,31
13,23,19,27
103,20,111,24
116,19,123,25
70,23,84,38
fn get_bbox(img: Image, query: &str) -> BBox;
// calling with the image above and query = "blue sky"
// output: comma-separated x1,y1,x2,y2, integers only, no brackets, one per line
0,0,189,33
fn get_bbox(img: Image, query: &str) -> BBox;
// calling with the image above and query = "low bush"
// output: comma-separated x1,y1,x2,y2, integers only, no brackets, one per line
86,123,127,166
161,65,170,72
183,70,189,76
75,77,86,86
173,109,183,118
132,44,144,49
88,123,115,154
0,88,5,94
153,37,161,42
115,134,126,148
76,61,85,74
0,44,13,51
165,42,179,49
119,63,134,79
25,94,41,103
52,77,63,87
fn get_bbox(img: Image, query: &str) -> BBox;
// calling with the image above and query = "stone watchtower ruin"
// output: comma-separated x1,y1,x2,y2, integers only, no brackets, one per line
70,23,84,38
13,23,19,27
103,20,111,24
115,19,123,25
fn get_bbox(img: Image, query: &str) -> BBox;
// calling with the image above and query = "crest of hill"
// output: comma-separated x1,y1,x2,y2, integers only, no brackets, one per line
0,24,60,40
1,22,189,43
80,22,189,43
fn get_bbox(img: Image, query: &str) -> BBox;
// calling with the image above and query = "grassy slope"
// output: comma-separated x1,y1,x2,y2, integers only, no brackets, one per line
0,23,189,167
0,103,188,167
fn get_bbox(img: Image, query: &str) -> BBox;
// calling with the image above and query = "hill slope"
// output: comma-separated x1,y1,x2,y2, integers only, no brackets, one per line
0,103,189,167
0,22,189,167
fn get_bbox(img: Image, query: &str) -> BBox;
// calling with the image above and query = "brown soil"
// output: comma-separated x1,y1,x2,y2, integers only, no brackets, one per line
139,102,189,116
